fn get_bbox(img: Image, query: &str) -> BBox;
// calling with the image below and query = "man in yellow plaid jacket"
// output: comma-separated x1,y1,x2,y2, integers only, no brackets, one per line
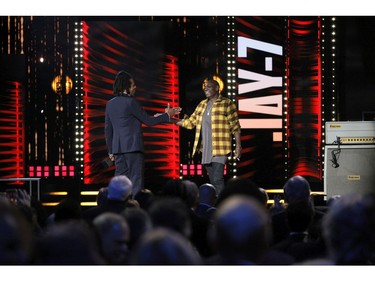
175,79,242,195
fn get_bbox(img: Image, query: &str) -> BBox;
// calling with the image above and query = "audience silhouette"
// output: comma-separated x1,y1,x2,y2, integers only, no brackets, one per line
216,176,266,207
320,192,375,265
194,183,217,221
205,195,272,265
2,172,374,267
0,200,35,264
121,207,153,251
96,187,109,206
271,200,326,262
148,196,192,239
49,197,82,225
129,227,202,265
34,220,105,265
134,188,155,211
92,212,130,264
271,175,326,246
182,179,199,210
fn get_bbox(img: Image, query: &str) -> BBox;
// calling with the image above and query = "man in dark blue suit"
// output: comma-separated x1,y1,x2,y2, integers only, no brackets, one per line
105,70,181,197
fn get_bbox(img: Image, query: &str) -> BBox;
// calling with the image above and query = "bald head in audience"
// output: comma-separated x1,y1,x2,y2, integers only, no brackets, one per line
283,175,311,204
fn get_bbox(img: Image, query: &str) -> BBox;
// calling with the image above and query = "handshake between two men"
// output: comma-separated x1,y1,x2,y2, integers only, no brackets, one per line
155,103,182,120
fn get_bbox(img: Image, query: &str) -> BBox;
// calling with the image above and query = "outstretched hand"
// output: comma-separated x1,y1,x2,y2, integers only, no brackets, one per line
154,103,182,117
165,103,182,117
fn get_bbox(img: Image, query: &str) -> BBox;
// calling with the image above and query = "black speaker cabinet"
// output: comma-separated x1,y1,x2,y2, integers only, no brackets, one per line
324,145,375,199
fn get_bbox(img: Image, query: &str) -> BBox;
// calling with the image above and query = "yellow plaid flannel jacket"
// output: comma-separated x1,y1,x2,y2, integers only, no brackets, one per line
182,95,241,156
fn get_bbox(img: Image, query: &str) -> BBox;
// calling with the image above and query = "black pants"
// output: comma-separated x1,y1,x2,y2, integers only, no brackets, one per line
114,152,144,197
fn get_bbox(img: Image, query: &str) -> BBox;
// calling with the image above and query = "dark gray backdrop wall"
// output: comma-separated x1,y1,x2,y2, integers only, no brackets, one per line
337,16,375,121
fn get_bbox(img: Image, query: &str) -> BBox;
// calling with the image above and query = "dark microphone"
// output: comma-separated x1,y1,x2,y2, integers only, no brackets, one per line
102,157,114,168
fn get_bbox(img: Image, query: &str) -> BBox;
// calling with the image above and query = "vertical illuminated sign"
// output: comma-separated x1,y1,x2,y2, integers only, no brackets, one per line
235,17,286,186
237,36,283,130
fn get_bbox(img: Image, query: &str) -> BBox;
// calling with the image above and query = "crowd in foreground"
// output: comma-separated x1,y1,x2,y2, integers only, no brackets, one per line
1,174,375,265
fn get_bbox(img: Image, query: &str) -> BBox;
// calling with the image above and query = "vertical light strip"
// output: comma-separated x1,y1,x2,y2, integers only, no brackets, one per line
227,16,237,178
74,21,84,181
321,17,327,178
284,17,290,180
20,17,24,55
7,16,10,54
331,17,337,122
317,17,323,179
321,17,326,157
228,16,236,176
321,17,337,180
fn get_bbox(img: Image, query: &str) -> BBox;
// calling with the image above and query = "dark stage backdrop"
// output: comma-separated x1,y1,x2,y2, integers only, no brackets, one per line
81,20,180,188
1,16,341,202
80,16,326,190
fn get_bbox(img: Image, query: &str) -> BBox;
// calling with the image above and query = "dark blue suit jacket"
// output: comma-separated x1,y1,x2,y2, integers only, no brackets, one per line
105,95,170,154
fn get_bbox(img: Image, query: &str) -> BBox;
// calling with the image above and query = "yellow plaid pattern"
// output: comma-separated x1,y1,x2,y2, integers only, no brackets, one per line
182,95,241,156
